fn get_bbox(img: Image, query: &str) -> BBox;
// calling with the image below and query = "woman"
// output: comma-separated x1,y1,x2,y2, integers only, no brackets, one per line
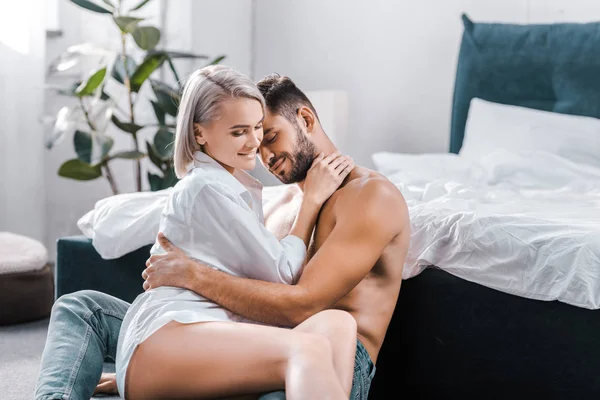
115,65,356,400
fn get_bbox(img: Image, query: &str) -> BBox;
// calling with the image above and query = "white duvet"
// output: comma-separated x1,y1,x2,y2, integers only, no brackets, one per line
79,148,600,310
372,149,600,310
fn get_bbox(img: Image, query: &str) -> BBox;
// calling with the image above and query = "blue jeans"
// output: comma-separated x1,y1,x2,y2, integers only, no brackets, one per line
34,290,375,399
34,290,130,400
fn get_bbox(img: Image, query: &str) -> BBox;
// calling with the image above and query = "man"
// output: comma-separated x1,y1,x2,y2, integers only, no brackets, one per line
34,74,410,400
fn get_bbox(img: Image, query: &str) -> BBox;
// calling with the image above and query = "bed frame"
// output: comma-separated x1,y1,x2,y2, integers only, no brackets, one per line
368,14,600,399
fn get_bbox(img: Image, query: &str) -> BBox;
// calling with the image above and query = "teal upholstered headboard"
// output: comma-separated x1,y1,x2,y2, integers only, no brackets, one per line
450,13,600,154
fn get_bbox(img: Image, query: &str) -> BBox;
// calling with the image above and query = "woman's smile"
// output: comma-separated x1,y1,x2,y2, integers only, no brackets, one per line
238,150,257,159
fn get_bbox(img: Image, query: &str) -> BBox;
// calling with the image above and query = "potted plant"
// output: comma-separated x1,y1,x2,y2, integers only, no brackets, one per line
46,0,225,194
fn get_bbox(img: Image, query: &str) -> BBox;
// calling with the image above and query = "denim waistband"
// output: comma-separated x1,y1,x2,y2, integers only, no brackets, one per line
356,339,371,363
351,339,376,400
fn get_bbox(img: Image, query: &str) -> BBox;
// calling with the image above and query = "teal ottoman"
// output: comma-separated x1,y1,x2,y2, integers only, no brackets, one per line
55,235,151,303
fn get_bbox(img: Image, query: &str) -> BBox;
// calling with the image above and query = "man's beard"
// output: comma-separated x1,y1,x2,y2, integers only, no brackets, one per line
279,123,315,184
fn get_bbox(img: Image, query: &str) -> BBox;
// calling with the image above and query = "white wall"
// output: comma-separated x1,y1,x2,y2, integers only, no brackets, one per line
45,0,93,261
0,0,47,243
253,0,600,168
191,0,253,77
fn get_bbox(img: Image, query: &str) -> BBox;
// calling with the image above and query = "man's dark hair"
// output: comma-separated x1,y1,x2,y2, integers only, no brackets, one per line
256,73,320,124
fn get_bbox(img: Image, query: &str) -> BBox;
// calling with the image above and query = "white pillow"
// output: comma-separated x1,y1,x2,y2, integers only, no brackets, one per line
77,189,172,260
460,98,600,168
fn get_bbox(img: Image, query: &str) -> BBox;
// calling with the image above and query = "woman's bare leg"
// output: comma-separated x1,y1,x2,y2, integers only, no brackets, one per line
292,310,357,396
97,310,357,398
123,320,347,400
94,374,261,399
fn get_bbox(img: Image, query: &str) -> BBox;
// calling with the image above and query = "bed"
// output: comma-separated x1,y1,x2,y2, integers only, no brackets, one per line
366,14,600,399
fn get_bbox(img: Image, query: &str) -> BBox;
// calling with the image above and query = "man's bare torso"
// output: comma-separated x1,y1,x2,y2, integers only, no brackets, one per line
264,166,409,364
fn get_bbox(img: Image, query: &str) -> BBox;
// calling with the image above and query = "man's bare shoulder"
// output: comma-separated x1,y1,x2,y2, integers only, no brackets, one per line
335,166,408,231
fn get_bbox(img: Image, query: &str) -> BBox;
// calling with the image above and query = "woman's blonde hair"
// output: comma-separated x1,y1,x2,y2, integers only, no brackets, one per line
173,65,265,178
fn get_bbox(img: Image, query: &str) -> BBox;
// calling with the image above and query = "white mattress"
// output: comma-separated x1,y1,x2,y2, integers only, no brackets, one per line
372,149,600,310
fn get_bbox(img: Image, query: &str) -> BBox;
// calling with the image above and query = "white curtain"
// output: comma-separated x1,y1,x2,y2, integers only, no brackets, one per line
0,0,47,242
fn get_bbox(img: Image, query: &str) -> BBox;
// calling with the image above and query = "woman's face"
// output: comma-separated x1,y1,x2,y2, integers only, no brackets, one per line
195,98,264,173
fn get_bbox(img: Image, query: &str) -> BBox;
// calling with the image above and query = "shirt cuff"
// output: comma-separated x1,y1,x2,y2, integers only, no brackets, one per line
280,234,308,283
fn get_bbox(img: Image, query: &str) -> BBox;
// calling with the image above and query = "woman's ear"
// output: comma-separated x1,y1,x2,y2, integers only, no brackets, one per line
193,123,206,146
298,106,315,134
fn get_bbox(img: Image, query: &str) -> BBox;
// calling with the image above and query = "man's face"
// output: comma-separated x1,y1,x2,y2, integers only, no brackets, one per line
258,109,316,184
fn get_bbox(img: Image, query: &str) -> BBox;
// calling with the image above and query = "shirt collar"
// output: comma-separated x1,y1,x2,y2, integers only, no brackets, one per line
187,151,263,196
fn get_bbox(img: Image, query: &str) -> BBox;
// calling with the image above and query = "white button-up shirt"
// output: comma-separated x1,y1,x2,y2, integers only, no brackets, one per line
149,150,307,283
116,151,308,396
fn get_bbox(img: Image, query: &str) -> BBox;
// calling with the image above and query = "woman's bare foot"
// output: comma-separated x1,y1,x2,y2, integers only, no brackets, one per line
94,372,118,395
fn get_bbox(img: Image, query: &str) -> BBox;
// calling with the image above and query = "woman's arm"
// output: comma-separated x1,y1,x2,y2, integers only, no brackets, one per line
286,152,353,247
287,197,321,247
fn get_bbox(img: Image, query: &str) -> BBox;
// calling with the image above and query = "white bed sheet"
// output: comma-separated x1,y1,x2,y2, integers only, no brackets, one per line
373,149,600,310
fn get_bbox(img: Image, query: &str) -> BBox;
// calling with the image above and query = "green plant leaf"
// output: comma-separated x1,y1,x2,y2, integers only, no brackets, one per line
208,55,226,65
146,140,164,170
100,0,115,10
132,26,160,50
53,81,81,97
166,58,181,88
54,79,108,100
75,67,107,97
147,172,162,191
47,106,84,149
153,128,175,160
150,100,165,125
150,79,181,99
74,130,93,164
111,115,143,134
129,0,152,12
152,92,178,117
162,166,178,188
69,0,112,14
147,51,209,85
151,80,179,116
111,55,137,84
58,159,102,181
148,50,209,59
113,16,144,33
110,150,146,160
47,43,112,76
98,135,114,160
130,53,168,92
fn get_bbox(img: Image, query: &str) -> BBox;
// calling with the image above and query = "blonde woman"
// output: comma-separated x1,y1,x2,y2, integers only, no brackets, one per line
114,65,357,400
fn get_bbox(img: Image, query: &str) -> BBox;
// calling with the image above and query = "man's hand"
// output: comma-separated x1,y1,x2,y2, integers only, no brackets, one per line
142,232,197,291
